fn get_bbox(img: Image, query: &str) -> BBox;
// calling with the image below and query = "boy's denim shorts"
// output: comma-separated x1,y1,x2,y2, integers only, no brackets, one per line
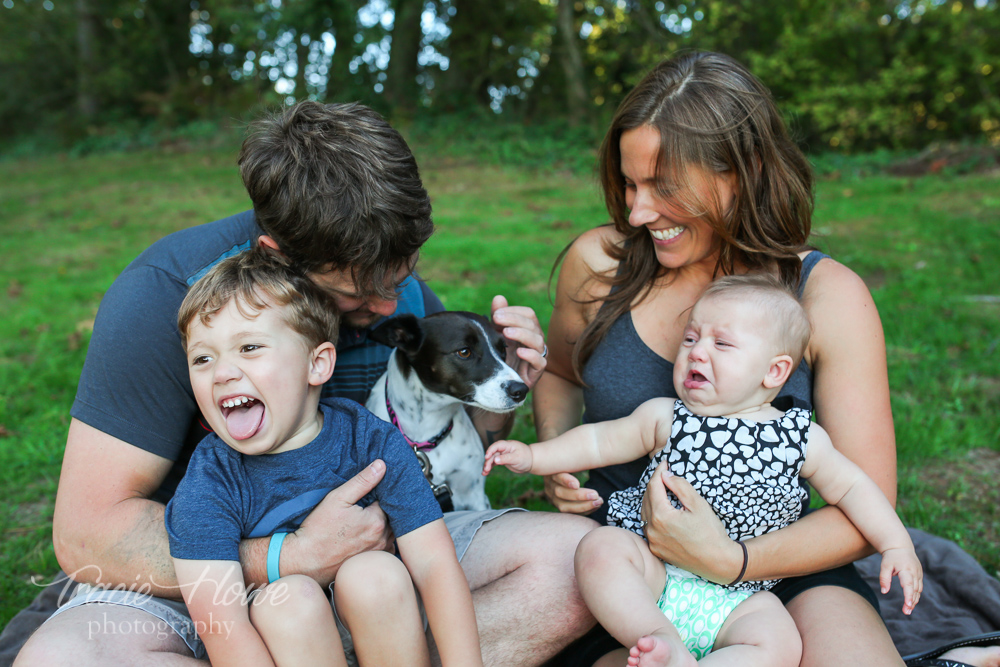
46,508,523,662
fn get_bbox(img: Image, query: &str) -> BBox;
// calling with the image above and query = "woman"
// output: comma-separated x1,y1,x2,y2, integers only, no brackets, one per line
534,51,902,666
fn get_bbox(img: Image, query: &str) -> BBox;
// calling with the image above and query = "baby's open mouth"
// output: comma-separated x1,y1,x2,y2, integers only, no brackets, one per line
220,396,265,440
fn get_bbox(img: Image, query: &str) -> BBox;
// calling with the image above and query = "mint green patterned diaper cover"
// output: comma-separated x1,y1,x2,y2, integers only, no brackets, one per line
656,569,753,659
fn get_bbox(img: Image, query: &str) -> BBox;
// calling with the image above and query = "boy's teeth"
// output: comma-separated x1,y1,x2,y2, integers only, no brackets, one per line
650,226,683,241
222,396,252,408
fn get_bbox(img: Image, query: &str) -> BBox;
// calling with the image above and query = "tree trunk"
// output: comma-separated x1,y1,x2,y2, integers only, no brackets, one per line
142,2,180,92
296,34,310,99
556,0,588,125
75,0,99,120
438,0,491,109
384,0,423,115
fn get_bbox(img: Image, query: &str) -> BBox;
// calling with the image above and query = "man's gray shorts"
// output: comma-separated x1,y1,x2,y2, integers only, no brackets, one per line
43,509,522,662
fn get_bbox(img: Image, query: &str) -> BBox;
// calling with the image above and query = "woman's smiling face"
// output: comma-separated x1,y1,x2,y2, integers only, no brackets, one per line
620,125,737,272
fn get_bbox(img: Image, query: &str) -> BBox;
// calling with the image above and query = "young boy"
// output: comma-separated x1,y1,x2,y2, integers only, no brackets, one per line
484,274,922,667
165,247,482,667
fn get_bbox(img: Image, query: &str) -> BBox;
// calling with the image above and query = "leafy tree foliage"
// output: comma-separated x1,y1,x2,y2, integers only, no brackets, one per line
2,0,997,150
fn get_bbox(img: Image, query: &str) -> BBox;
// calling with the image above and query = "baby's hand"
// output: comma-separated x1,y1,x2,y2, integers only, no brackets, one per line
880,547,923,615
483,440,533,475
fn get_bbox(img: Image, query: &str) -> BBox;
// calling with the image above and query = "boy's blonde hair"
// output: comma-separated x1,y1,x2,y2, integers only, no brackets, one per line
699,274,811,366
178,246,340,349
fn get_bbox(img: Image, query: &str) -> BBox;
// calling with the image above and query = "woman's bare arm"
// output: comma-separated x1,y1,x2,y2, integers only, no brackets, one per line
532,227,620,512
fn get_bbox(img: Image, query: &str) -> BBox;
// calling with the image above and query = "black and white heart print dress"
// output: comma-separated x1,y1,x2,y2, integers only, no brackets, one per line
606,399,812,593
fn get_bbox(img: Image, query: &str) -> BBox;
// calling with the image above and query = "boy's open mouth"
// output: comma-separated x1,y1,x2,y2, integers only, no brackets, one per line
220,396,265,440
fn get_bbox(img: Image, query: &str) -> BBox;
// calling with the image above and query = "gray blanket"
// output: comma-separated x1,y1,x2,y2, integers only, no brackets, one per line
856,528,1000,656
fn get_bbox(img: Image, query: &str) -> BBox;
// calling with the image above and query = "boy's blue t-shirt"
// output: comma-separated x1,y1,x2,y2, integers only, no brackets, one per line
165,399,443,562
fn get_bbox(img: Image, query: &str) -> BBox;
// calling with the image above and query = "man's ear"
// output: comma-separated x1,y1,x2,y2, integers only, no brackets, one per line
257,235,285,256
308,342,337,386
368,314,424,356
762,354,794,389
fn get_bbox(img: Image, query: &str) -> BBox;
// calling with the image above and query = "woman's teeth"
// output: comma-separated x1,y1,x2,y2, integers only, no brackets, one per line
650,226,683,241
222,396,253,408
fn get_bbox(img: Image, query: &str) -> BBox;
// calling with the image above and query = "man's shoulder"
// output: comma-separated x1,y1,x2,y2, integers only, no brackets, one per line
122,210,261,286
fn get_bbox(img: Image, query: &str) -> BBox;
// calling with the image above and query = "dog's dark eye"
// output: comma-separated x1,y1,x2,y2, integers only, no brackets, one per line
457,348,472,359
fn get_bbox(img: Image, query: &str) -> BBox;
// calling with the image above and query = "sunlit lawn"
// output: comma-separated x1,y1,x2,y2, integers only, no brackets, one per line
1,135,998,628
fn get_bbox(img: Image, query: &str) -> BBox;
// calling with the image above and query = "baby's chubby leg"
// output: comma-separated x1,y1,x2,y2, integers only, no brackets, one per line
575,526,695,667
250,573,348,667
333,550,430,667
701,591,801,667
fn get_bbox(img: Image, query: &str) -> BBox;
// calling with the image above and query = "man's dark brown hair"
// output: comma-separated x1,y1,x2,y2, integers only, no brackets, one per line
239,101,434,299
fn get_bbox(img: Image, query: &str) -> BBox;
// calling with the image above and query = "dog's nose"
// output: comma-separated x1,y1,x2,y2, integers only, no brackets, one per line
504,381,528,403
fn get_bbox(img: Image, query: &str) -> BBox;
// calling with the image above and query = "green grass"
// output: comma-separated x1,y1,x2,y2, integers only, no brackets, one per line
1,133,998,629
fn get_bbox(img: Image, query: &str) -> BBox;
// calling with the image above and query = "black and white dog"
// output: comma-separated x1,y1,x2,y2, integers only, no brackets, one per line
366,311,528,511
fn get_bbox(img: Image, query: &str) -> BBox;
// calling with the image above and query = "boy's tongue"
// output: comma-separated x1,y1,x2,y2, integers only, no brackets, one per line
226,401,265,440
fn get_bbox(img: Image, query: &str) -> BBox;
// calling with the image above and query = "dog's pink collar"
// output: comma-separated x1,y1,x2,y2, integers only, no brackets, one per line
384,377,454,451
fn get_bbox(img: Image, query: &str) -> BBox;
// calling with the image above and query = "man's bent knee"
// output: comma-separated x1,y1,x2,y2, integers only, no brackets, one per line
14,604,197,666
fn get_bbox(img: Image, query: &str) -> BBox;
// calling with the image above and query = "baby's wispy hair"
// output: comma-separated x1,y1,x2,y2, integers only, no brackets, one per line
699,273,811,366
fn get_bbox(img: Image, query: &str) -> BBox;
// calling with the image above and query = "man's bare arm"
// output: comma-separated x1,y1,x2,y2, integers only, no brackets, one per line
55,419,394,596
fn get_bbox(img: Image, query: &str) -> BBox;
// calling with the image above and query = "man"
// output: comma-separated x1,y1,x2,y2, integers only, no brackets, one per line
10,101,595,666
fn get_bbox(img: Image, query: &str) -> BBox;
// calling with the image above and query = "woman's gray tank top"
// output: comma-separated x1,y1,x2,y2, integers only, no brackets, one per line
580,251,828,524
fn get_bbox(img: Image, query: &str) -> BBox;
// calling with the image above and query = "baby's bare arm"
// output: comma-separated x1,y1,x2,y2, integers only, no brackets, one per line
801,424,922,612
486,398,676,476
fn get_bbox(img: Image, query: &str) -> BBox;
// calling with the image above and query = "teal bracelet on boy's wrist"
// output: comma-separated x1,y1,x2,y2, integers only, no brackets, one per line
267,532,288,584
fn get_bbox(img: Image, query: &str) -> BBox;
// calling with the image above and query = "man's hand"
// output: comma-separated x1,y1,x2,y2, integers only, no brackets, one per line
491,295,546,390
284,460,394,587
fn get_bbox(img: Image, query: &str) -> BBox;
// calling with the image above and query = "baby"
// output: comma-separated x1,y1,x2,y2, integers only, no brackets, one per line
165,247,482,667
484,274,921,667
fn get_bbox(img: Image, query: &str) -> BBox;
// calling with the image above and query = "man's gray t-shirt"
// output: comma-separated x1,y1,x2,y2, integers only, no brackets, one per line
70,210,443,503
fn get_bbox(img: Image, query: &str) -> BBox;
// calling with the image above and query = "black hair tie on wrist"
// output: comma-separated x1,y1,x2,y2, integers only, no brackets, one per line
728,540,749,586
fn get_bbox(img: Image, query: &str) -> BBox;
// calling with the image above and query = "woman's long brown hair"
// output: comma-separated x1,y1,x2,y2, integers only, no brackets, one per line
568,51,814,380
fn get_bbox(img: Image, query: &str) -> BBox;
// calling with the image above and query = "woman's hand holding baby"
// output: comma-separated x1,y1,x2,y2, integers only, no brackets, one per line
483,440,534,475
879,546,923,615
642,463,745,584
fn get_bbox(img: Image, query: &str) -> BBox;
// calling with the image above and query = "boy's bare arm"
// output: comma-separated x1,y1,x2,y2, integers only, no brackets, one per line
800,424,911,551
800,423,923,612
396,520,483,667
173,558,275,666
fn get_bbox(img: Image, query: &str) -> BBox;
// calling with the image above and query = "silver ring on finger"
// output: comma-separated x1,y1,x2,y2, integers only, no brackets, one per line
541,344,549,358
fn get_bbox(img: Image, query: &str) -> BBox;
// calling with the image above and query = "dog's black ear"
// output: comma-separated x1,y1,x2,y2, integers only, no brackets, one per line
368,314,424,355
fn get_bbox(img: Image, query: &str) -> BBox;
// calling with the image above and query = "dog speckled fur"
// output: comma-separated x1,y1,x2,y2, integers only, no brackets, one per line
367,312,528,511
